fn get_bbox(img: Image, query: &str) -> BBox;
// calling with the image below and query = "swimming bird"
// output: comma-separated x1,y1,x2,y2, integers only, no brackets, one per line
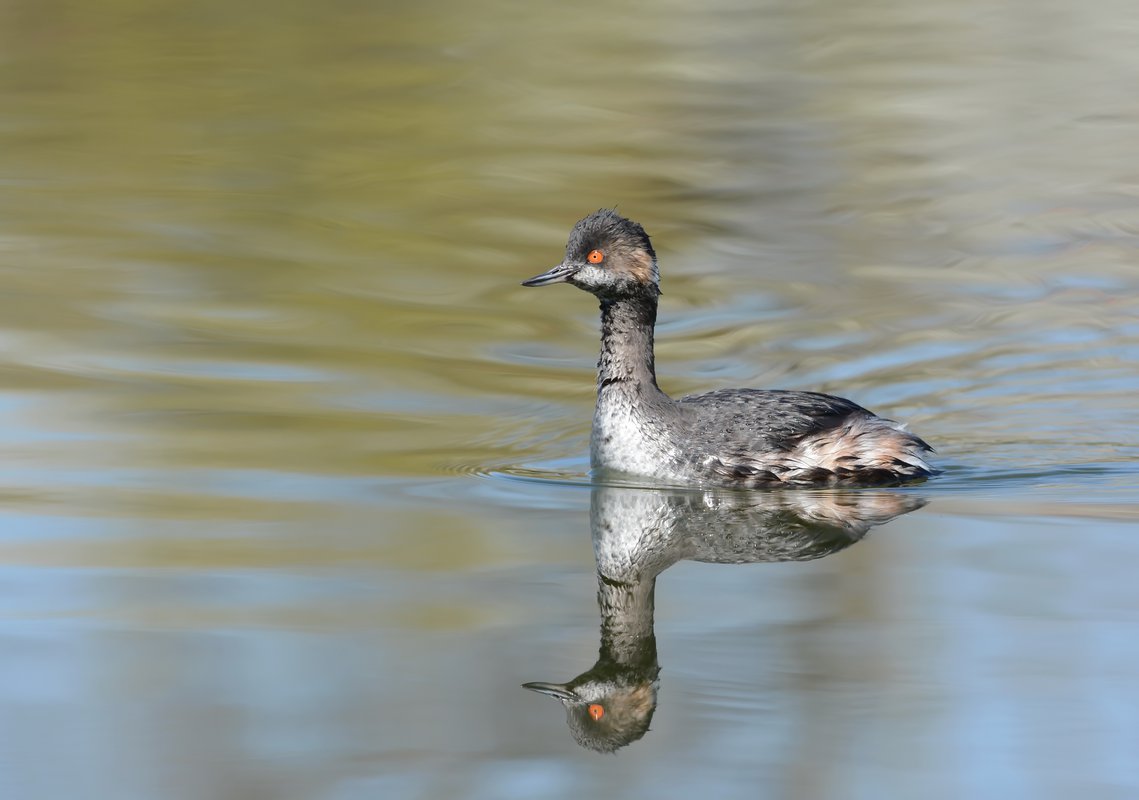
522,209,935,487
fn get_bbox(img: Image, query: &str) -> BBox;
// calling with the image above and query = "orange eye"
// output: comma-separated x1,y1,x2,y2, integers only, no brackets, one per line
587,704,605,721
587,249,604,264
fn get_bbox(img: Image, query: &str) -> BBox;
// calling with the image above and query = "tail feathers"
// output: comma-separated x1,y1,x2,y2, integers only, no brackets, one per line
707,415,936,487
784,415,935,485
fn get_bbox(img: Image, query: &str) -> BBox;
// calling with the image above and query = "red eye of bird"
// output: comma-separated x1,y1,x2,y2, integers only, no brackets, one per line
587,249,604,264
588,704,605,721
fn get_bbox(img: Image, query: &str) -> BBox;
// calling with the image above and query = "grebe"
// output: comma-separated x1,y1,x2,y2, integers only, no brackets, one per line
522,209,935,487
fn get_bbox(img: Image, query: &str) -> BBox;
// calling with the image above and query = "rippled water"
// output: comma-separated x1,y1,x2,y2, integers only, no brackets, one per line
2,0,1138,797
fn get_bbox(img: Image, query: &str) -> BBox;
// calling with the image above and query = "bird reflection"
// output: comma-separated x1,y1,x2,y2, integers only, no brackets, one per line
524,485,926,752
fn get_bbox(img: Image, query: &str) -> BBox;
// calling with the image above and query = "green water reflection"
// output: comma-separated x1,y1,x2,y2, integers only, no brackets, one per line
1,0,1138,797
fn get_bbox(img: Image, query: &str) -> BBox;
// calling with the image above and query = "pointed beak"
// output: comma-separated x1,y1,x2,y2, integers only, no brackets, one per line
521,262,577,287
522,681,577,701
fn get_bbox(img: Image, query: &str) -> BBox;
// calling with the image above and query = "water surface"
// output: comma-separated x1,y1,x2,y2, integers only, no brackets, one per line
1,1,1137,798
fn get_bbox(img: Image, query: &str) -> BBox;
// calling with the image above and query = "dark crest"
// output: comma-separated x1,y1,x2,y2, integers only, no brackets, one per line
567,209,657,265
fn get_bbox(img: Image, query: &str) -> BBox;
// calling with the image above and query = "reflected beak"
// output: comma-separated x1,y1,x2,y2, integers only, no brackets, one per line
522,681,577,701
521,262,577,287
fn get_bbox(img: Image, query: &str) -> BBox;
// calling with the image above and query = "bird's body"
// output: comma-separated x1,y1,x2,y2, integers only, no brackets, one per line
523,209,935,487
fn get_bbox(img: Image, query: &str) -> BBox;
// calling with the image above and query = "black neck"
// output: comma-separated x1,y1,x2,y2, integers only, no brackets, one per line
598,293,660,391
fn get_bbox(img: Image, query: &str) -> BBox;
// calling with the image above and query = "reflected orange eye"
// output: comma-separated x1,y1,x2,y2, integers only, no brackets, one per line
587,249,604,264
588,704,605,721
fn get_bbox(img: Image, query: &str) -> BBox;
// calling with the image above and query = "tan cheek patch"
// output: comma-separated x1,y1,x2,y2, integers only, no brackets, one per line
621,683,658,719
626,249,656,284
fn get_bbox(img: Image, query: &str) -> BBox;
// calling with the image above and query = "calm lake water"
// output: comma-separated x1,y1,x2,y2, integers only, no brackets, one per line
1,1,1138,798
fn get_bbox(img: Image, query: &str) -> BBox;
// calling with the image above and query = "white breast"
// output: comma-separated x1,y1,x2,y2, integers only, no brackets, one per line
591,391,675,478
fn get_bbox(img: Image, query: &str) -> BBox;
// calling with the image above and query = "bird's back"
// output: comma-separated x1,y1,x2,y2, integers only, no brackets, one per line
675,388,934,486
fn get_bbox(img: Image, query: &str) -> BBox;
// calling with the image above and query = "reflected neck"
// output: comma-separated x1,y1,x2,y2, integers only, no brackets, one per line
596,572,658,672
